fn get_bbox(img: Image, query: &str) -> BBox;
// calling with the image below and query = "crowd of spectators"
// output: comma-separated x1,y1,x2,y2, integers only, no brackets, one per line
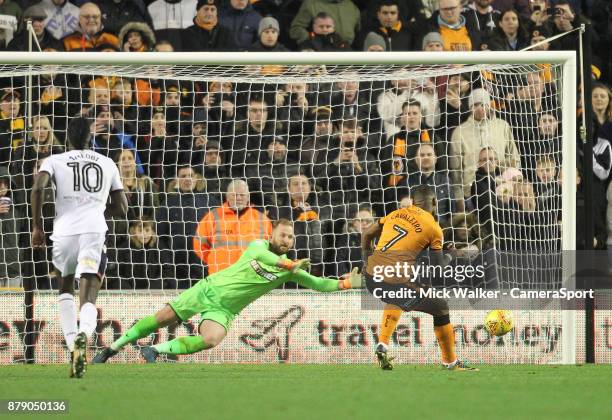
0,0,609,290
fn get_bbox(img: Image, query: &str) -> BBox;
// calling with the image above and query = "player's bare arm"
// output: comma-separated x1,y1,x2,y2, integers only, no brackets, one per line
31,170,51,248
361,220,382,254
107,189,129,218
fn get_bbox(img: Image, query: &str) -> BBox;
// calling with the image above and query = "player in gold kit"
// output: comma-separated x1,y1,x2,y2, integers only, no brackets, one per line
362,185,477,371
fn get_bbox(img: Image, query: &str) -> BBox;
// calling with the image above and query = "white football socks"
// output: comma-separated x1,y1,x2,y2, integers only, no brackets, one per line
58,293,78,351
78,302,98,338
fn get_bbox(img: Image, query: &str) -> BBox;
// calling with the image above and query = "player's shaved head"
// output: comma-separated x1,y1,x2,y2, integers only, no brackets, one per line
67,116,92,150
410,185,437,214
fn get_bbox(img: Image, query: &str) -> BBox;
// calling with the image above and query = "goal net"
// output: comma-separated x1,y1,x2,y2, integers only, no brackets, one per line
0,51,580,364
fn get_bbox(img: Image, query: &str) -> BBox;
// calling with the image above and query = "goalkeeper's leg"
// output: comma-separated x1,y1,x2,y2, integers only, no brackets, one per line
92,304,179,363
142,320,227,362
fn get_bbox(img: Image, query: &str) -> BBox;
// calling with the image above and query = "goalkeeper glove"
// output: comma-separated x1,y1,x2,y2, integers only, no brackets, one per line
291,258,311,273
278,258,311,273
341,268,364,289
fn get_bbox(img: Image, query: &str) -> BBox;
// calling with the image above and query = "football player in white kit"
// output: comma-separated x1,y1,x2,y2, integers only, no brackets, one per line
31,117,128,378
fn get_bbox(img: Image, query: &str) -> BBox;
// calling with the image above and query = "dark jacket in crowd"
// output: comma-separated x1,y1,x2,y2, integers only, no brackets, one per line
181,21,236,52
368,23,414,51
97,0,153,36
156,191,219,285
6,28,64,51
219,2,262,50
247,40,290,52
110,236,175,289
299,32,351,51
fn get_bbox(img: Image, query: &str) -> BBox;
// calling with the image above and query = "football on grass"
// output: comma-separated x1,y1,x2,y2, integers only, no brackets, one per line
484,309,514,336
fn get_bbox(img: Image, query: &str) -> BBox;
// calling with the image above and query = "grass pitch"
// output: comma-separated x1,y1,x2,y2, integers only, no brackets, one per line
2,364,611,420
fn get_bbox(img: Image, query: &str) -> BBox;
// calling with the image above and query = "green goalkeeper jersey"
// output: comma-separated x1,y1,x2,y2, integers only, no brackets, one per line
203,239,339,315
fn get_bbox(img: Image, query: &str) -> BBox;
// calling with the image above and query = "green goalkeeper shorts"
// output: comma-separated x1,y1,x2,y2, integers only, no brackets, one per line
168,280,235,332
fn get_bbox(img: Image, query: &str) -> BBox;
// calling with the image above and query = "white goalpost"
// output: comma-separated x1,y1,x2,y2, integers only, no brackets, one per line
0,51,579,364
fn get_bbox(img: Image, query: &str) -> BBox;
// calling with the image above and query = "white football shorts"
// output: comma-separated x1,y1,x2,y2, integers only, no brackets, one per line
51,233,107,278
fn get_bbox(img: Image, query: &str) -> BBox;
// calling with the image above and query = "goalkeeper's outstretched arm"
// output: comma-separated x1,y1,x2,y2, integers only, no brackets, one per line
249,239,312,273
294,268,363,291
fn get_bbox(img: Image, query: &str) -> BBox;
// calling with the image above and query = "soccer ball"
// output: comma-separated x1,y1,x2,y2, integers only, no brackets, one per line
484,309,514,336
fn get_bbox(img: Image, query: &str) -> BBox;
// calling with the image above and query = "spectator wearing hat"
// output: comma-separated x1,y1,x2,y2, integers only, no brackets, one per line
363,32,386,51
0,0,20,49
118,21,156,52
147,0,196,51
96,0,153,37
181,0,235,51
363,0,414,51
248,16,288,51
62,2,119,51
0,0,21,22
0,89,24,167
39,0,79,41
450,88,520,197
290,0,360,46
486,9,530,51
219,0,261,51
298,12,351,51
421,31,444,51
415,0,483,51
7,4,63,51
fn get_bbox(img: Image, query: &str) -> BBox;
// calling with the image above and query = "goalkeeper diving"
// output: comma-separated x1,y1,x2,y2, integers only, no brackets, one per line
93,219,362,363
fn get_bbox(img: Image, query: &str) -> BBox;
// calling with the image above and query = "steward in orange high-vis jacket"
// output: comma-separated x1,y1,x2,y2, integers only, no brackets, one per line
193,179,272,274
